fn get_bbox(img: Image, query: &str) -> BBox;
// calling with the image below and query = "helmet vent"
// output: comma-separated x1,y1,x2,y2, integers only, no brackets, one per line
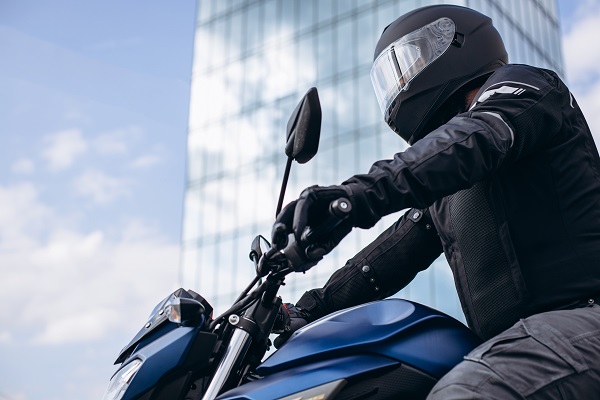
451,32,464,48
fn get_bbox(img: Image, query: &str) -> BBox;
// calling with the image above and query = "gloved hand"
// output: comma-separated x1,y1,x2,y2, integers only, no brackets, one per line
272,185,356,265
272,303,312,349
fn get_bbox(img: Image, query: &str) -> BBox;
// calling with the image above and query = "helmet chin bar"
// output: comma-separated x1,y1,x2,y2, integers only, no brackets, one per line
385,84,446,145
384,97,403,137
387,64,503,145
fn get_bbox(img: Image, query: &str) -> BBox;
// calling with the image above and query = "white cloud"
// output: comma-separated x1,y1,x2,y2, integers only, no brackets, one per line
42,129,88,171
562,0,600,145
93,126,142,156
0,182,179,346
11,158,35,175
575,80,600,146
130,154,162,169
73,169,131,205
33,307,120,345
563,2,600,80
93,135,128,155
0,393,27,400
0,331,11,344
26,226,179,345
0,183,53,250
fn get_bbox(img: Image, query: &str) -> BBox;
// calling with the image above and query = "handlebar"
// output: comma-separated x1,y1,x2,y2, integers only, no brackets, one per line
300,198,352,243
210,198,351,329
281,197,352,273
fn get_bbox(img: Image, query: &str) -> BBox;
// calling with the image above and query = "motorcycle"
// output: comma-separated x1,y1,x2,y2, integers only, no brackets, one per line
102,88,482,400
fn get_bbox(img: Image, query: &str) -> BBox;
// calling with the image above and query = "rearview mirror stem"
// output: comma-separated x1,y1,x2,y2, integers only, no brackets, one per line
275,157,293,217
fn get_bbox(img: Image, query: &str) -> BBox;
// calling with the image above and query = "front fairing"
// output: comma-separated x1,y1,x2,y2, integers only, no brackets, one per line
107,288,217,400
115,295,176,365
114,326,217,400
116,288,213,364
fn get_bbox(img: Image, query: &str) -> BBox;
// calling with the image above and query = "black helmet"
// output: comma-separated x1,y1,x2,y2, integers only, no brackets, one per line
371,5,508,144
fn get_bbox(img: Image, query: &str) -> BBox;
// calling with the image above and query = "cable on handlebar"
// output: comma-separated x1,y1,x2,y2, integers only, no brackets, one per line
208,264,294,331
233,275,261,304
209,292,261,331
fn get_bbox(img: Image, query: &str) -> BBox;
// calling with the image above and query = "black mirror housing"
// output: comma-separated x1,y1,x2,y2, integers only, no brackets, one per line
285,87,321,164
249,235,272,263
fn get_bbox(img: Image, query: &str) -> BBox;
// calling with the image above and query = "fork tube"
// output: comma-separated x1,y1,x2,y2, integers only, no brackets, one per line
202,328,251,400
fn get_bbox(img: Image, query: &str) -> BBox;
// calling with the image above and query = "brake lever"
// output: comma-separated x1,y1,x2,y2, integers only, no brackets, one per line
256,247,287,277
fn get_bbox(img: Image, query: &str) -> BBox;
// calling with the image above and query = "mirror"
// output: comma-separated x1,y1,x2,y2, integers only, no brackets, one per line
285,87,321,164
249,235,272,264
276,87,322,216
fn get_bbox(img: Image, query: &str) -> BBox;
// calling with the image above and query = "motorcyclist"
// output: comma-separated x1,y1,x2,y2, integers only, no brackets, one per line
273,5,600,399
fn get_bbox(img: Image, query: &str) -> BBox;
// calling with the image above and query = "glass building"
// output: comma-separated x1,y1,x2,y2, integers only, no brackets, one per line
181,0,564,318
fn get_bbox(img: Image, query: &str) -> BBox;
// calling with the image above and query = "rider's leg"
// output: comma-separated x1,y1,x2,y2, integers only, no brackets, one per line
428,303,600,399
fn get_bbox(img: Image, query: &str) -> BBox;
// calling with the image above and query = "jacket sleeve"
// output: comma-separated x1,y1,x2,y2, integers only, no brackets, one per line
342,65,564,229
296,208,442,321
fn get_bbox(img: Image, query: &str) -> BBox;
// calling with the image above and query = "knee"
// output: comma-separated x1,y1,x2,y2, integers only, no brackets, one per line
427,360,520,400
427,360,484,400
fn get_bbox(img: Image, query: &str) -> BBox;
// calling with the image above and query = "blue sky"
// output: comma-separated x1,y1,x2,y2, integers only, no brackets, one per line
1,0,599,399
0,1,196,398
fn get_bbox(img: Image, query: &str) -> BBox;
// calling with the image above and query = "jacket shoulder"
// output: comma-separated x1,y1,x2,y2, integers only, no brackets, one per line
483,64,561,91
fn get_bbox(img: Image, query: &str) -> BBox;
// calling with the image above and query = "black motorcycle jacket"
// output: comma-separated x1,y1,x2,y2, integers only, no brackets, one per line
297,64,600,340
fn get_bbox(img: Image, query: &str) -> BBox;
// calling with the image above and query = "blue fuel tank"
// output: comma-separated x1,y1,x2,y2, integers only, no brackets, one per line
218,299,481,400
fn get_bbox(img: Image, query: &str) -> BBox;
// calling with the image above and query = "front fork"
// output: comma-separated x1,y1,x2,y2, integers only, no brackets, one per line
202,328,252,400
201,292,283,400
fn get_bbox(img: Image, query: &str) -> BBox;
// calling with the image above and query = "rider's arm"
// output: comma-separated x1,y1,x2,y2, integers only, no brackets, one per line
295,207,442,321
343,65,563,229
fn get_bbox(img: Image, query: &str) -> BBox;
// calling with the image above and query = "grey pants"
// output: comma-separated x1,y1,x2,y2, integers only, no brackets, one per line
427,302,600,399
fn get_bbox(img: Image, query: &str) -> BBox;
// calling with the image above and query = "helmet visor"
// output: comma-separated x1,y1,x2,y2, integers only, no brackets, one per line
370,17,455,116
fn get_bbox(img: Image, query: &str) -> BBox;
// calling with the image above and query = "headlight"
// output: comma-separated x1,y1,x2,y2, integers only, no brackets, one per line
102,359,143,400
165,297,206,325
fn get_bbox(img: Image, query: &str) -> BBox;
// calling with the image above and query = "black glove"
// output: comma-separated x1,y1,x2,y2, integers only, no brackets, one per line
272,303,312,349
272,185,355,264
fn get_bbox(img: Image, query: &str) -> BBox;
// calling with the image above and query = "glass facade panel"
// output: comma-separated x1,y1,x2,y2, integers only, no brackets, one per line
316,26,334,81
336,18,354,76
318,1,333,24
356,11,376,68
298,0,314,33
183,0,564,320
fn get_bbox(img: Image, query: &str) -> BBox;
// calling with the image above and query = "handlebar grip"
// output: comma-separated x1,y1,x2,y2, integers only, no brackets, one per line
300,197,351,243
282,198,352,273
329,198,352,219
